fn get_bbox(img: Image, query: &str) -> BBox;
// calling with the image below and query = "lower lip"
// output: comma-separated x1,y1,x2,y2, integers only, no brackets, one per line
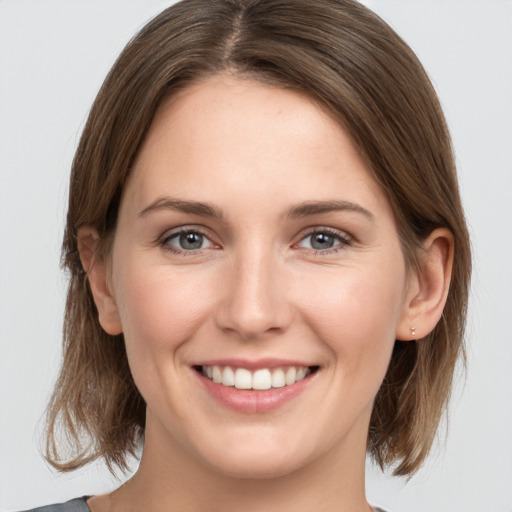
195,370,315,414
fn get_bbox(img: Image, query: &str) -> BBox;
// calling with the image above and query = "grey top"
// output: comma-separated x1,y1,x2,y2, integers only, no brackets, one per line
18,497,91,512
20,497,388,511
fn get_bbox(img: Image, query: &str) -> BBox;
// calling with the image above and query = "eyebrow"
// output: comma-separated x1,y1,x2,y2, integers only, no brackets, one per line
138,197,224,219
138,197,374,221
286,200,375,221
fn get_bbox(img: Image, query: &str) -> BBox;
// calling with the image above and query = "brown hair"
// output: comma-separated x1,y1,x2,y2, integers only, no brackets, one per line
46,0,471,477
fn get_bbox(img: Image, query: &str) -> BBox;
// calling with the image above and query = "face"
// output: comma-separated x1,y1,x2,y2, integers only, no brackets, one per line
105,76,413,478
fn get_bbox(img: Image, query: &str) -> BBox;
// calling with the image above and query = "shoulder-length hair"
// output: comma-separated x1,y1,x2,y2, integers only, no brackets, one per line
46,0,471,477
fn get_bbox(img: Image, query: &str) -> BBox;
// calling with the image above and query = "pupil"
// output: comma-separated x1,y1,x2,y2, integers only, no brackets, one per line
311,233,334,250
180,232,202,250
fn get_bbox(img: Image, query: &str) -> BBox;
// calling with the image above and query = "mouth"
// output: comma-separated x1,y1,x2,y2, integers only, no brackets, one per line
193,364,320,391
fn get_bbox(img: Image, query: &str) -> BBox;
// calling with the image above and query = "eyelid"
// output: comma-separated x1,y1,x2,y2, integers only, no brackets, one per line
155,224,352,256
294,226,353,253
158,225,219,254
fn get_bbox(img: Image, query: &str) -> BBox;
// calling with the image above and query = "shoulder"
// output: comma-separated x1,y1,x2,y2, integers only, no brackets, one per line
17,497,91,512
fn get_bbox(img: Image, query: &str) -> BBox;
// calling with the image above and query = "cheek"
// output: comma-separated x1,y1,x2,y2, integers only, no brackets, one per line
112,256,217,363
297,260,406,377
111,259,220,422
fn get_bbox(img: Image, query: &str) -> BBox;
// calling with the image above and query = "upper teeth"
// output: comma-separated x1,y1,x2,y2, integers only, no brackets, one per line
202,366,310,390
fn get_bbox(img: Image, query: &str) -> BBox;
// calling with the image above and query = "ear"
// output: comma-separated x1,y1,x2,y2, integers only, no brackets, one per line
396,228,454,341
78,227,123,336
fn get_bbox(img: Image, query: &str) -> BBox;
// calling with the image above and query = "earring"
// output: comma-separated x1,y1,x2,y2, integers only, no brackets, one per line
410,326,416,337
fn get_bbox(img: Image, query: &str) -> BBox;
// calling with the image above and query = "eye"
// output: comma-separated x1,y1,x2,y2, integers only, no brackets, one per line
161,229,214,253
296,228,351,253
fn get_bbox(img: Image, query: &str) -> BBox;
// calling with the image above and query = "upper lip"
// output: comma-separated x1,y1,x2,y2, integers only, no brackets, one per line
192,358,316,370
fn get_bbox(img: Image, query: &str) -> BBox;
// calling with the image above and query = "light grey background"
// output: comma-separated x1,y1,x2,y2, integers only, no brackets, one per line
1,1,511,511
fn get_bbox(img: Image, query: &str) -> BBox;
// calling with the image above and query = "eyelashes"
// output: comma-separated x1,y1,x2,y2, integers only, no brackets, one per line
158,225,353,257
159,227,217,255
295,227,352,254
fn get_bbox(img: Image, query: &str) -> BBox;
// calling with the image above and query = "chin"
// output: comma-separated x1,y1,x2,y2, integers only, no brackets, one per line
204,450,308,480
190,426,322,480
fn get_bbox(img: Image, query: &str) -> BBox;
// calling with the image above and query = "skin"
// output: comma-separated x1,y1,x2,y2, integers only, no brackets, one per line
81,75,453,512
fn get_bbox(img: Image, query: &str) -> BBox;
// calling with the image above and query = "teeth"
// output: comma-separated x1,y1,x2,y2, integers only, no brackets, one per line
271,368,285,388
285,367,296,385
234,368,252,389
201,365,312,389
296,367,307,381
222,366,235,386
252,369,272,390
212,366,222,383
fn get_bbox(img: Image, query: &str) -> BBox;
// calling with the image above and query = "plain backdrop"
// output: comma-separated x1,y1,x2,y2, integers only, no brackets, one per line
1,1,511,511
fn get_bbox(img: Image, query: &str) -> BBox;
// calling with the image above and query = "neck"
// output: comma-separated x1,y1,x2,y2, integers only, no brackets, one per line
92,412,372,512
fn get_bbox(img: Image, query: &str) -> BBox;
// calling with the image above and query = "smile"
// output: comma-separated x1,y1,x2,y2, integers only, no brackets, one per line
198,365,314,390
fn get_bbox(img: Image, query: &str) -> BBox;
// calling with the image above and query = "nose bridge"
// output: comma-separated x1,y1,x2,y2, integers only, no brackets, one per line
216,239,291,339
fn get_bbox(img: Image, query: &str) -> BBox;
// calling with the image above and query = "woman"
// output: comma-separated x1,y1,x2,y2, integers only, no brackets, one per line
23,0,471,510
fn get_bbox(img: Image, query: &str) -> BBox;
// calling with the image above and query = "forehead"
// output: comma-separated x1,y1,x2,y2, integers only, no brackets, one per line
123,75,391,220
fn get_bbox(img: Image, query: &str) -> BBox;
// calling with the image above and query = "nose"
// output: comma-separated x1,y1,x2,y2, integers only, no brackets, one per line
215,244,293,340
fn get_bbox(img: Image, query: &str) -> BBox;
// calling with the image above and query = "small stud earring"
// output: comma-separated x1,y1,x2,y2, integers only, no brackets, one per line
410,326,416,337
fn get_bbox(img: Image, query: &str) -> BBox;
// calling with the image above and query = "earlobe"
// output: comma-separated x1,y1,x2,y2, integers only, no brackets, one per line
396,228,454,341
77,227,123,336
